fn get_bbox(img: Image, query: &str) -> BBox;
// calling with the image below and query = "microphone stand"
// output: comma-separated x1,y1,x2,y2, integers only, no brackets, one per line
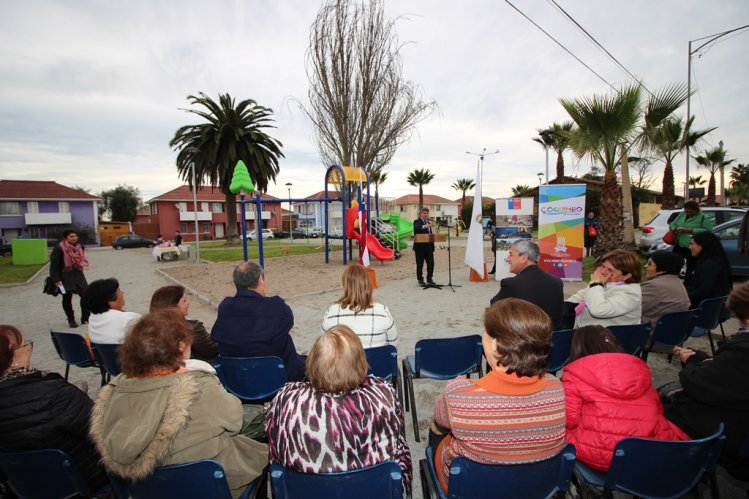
443,224,460,292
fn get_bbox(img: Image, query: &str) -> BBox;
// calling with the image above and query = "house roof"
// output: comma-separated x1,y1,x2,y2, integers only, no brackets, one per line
147,185,279,203
394,194,458,205
454,195,495,205
0,180,100,201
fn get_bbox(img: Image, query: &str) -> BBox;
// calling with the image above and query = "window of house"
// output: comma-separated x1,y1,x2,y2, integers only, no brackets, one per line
26,202,39,213
58,201,69,213
212,202,223,213
201,202,209,212
435,205,441,211
29,227,42,238
151,204,158,215
180,223,188,233
178,202,187,212
202,222,210,233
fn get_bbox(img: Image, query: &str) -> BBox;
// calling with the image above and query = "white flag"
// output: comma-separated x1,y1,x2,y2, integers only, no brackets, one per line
464,163,485,275
358,201,370,267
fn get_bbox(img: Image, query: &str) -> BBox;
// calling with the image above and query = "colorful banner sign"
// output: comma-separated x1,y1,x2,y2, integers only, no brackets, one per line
493,197,534,281
537,184,586,281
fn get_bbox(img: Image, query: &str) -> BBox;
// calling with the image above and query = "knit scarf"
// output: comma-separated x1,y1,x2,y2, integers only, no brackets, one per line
60,240,89,271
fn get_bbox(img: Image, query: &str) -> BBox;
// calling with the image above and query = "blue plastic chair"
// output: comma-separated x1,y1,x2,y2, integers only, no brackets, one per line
420,443,576,499
91,342,122,380
214,356,286,403
0,448,101,499
574,424,725,498
607,322,652,357
689,296,729,355
547,328,575,374
365,345,402,407
641,309,696,362
50,330,107,386
109,459,266,499
402,335,483,442
269,461,403,499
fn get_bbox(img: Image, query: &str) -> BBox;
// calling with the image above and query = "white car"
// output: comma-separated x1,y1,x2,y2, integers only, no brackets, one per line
638,207,746,251
247,229,274,241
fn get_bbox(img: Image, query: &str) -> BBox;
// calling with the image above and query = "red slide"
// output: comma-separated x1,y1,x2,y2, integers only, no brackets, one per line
345,207,395,261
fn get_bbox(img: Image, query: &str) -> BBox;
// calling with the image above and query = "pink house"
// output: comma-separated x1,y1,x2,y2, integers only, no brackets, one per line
146,186,284,241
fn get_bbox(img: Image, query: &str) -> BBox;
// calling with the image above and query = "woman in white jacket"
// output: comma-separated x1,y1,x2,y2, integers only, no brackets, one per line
568,249,642,328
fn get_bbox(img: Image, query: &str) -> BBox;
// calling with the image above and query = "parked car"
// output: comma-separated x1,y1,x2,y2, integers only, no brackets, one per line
112,234,156,250
639,207,746,251
301,226,323,238
247,229,274,241
645,218,749,276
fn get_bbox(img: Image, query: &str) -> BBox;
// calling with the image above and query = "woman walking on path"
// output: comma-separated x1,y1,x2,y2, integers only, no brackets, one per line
50,229,90,328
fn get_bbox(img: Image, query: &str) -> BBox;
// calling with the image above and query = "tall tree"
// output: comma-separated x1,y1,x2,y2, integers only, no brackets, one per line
302,0,436,175
550,121,575,180
369,167,388,210
642,115,714,209
689,175,707,188
561,85,641,254
693,143,734,206
170,93,284,241
452,178,475,213
99,185,141,222
729,163,749,188
407,168,435,208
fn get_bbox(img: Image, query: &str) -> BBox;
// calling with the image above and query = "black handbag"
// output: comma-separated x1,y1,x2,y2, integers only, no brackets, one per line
43,276,60,296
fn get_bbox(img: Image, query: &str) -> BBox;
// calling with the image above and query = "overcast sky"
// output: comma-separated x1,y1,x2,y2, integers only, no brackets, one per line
1,0,747,203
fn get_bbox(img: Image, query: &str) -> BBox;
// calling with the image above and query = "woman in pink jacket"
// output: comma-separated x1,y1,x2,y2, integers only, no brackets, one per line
563,326,689,471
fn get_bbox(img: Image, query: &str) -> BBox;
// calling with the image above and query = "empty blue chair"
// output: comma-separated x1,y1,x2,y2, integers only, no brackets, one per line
420,443,576,499
574,424,725,498
270,461,403,499
214,356,286,403
689,296,729,355
641,309,696,362
110,459,266,499
402,335,483,442
0,448,102,499
91,342,122,380
365,345,402,407
548,328,575,374
607,322,652,356
50,330,106,386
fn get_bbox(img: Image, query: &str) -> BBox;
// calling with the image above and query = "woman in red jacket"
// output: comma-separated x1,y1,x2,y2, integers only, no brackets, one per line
563,326,689,471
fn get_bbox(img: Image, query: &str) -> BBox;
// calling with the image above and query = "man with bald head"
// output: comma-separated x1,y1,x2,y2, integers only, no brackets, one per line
211,261,305,381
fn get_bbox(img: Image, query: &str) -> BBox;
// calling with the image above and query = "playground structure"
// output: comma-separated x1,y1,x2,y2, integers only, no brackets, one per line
229,161,411,267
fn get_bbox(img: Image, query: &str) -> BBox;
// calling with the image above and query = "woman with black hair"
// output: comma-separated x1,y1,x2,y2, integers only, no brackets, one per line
641,251,691,325
685,231,732,308
82,278,141,344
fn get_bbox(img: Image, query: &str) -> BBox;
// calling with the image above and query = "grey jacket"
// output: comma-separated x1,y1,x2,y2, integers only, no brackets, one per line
640,274,691,326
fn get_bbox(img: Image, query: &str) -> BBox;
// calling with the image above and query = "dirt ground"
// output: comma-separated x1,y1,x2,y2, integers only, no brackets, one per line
1,241,745,498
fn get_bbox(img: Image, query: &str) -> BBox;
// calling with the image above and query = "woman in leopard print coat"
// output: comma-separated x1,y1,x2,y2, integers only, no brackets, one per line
265,325,411,493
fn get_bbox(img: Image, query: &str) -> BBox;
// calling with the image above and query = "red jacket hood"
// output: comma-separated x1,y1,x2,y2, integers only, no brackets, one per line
563,353,651,400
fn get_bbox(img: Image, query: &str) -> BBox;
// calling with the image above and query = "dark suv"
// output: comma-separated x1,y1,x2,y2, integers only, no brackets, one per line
112,234,156,250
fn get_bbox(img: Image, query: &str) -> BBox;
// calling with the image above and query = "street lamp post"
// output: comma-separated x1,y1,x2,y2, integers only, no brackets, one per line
685,25,749,196
537,172,544,185
466,148,500,187
185,146,201,264
285,182,293,241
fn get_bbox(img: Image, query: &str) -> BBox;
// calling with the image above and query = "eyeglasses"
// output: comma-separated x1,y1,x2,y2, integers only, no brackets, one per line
19,341,33,350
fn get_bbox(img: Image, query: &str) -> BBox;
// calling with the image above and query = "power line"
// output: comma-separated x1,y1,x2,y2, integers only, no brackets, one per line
546,0,653,96
504,0,617,92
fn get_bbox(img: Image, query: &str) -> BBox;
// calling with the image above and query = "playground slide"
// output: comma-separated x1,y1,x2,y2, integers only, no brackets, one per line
379,213,412,252
345,207,395,261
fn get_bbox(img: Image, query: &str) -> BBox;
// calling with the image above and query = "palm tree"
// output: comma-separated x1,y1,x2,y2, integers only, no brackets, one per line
689,175,707,188
407,168,435,208
369,167,388,212
694,143,735,206
550,121,575,180
560,85,641,253
511,185,535,197
730,163,749,188
643,115,714,209
170,93,284,241
452,178,475,212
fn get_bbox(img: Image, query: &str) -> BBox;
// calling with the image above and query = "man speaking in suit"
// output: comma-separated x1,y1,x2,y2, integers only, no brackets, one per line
490,239,563,328
413,207,436,286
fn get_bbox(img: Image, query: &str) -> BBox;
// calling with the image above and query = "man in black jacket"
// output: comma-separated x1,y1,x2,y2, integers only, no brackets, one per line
490,239,563,329
413,207,436,286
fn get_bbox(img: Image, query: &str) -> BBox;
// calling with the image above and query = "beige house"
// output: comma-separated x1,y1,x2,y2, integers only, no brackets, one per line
394,194,460,225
